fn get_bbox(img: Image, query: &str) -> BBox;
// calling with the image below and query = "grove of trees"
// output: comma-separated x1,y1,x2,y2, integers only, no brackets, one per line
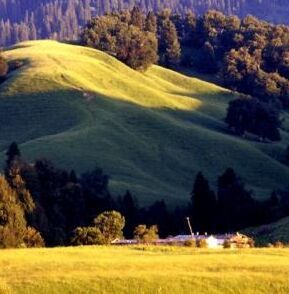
81,8,158,70
1,0,289,48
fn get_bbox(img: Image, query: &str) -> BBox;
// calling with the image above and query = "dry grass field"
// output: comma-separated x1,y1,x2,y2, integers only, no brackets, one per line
0,246,289,293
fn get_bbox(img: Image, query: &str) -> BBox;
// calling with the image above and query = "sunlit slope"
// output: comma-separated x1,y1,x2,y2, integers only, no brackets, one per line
1,40,289,205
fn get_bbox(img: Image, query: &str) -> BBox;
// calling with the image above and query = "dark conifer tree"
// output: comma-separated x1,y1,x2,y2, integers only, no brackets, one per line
118,190,138,238
130,6,145,29
145,11,157,34
157,11,181,67
5,142,21,171
217,168,255,232
191,172,217,234
196,41,218,73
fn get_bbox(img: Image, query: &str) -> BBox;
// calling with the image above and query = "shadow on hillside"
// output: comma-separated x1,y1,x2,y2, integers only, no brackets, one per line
0,87,288,204
0,85,274,150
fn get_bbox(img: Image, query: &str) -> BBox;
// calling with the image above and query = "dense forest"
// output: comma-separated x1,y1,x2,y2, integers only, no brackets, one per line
0,0,289,47
1,141,289,248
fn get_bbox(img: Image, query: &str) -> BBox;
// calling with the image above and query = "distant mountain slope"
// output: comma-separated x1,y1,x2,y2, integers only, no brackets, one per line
1,40,289,205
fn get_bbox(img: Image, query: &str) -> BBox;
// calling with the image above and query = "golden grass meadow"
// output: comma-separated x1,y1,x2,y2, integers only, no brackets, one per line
1,246,289,293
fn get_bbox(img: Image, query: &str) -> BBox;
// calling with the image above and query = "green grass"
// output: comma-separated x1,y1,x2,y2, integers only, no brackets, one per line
245,216,289,245
1,246,289,293
1,40,289,205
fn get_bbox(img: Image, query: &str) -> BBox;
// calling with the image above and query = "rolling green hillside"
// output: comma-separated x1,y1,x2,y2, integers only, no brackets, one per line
1,40,289,205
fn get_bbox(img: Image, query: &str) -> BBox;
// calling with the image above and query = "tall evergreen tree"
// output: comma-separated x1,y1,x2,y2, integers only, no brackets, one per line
130,6,145,29
5,142,21,173
158,12,181,67
191,172,217,234
118,190,138,238
145,11,157,34
196,41,218,73
5,142,35,219
217,168,255,232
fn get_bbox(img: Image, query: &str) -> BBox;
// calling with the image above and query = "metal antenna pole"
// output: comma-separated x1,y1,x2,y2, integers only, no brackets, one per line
186,217,194,239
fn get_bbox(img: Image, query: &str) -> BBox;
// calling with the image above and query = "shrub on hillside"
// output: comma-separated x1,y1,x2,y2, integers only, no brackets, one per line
196,239,208,248
274,241,285,248
23,227,45,248
223,240,231,249
134,224,159,244
226,97,281,141
184,239,196,247
71,227,104,246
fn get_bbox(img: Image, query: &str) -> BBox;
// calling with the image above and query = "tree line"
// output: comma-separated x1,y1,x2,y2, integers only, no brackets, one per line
1,142,289,248
1,0,289,48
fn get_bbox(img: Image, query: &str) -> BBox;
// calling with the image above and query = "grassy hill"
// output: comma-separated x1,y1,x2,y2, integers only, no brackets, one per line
245,216,289,245
1,40,289,205
1,246,289,293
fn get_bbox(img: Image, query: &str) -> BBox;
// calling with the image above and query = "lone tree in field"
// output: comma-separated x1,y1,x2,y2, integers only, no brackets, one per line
133,224,159,244
93,211,125,244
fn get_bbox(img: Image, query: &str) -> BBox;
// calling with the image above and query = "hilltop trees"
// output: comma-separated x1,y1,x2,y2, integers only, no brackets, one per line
157,10,181,67
81,10,158,71
81,8,184,70
145,11,157,34
2,0,289,48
